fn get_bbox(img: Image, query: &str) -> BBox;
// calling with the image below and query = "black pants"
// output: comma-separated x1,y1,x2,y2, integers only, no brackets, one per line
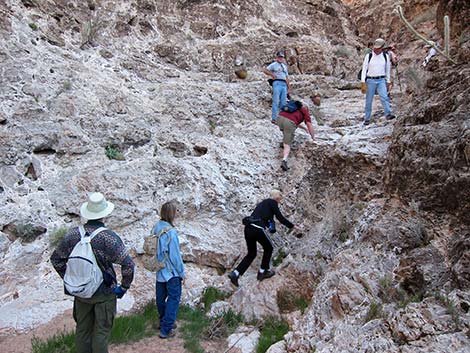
235,225,273,275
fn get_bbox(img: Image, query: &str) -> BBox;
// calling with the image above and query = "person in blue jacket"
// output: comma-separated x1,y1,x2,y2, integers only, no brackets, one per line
154,201,185,339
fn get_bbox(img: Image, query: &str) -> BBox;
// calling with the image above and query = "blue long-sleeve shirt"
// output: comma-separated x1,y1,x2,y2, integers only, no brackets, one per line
154,220,185,282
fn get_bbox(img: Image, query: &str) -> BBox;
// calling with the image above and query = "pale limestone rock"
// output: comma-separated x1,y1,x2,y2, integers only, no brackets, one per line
266,340,287,353
227,327,260,353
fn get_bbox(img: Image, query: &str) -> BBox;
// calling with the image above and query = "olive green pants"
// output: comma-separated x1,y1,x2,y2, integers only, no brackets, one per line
73,293,116,353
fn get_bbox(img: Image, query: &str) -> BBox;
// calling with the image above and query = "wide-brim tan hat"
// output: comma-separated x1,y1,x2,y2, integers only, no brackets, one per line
80,192,115,220
373,38,386,49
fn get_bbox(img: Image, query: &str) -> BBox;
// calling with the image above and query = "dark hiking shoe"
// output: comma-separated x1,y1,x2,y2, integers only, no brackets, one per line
228,271,240,287
257,269,276,281
159,330,176,339
363,120,371,126
155,322,177,330
271,119,277,124
281,160,289,171
279,141,284,148
385,114,396,120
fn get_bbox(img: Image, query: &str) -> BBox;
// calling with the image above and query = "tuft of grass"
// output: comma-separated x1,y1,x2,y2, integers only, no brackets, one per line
31,303,159,352
397,290,424,309
208,120,216,134
206,309,244,339
31,331,75,353
434,293,461,329
333,46,351,58
272,249,287,267
277,289,310,314
29,22,38,31
178,305,210,353
201,287,229,312
256,317,289,353
110,302,158,344
63,80,72,90
364,301,383,323
105,145,125,160
49,227,68,248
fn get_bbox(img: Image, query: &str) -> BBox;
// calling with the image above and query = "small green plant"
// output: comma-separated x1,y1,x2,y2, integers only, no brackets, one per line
364,301,383,323
29,22,38,31
272,249,287,267
201,287,229,312
105,145,125,160
397,290,424,309
110,302,158,344
434,293,460,329
315,250,323,260
333,46,351,58
178,305,210,353
277,289,310,314
63,80,72,90
49,227,68,248
34,95,39,103
256,317,289,353
31,331,75,353
206,309,244,339
31,303,159,352
208,120,216,134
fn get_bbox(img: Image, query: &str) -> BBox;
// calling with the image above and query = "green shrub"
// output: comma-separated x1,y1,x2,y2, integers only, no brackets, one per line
256,317,289,353
110,302,158,344
333,46,351,58
201,287,229,312
272,249,287,267
364,301,383,323
105,145,125,160
277,289,310,314
178,305,210,353
31,331,75,353
207,309,244,339
29,22,38,31
31,303,159,352
49,227,68,248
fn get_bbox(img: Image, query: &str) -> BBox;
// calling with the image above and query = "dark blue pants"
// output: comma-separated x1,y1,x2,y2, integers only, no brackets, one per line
156,277,182,335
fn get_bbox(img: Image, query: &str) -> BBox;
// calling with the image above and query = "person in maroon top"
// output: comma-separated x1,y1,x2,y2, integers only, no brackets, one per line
277,100,315,171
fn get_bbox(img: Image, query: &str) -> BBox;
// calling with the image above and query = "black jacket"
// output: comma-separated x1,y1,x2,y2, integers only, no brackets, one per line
250,198,294,229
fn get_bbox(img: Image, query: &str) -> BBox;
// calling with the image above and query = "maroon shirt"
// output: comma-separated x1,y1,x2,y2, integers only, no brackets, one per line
279,106,311,126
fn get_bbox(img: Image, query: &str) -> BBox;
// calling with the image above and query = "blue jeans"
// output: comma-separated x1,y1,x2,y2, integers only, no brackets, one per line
364,78,391,122
272,80,287,121
156,277,182,336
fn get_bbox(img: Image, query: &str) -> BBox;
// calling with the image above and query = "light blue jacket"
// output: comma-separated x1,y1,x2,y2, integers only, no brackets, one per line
154,220,185,282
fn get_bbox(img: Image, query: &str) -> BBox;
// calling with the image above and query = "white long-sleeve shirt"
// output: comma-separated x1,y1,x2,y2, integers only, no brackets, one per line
361,51,391,83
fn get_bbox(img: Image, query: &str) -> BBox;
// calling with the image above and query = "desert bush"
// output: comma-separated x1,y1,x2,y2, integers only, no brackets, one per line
256,317,289,353
105,145,125,160
49,227,68,248
364,301,384,323
201,287,229,312
277,288,310,314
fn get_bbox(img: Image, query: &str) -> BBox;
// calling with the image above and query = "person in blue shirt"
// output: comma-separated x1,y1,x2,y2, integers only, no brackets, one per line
154,201,185,339
263,51,290,123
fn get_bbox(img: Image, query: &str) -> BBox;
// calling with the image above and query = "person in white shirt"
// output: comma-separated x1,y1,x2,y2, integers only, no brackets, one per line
360,38,396,125
263,51,291,123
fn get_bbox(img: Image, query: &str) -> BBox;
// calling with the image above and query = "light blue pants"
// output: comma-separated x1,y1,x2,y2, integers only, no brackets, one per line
272,80,287,122
364,78,391,122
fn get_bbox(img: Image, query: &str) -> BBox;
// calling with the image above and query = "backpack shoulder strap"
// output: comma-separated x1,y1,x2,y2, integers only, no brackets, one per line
367,52,372,63
157,226,173,239
89,227,107,240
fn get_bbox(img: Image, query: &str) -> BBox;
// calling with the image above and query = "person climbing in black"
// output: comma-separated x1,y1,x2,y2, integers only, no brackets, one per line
228,190,300,287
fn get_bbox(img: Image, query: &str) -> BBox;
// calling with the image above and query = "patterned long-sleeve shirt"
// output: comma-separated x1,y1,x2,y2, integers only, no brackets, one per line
50,220,135,295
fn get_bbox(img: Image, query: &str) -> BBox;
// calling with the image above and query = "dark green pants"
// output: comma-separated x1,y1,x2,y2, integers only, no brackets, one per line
73,293,116,353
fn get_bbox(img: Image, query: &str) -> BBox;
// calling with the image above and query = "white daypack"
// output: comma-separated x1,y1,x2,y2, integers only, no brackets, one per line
63,225,106,298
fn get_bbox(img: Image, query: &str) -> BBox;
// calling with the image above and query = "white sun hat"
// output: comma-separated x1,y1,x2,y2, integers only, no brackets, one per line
80,192,115,220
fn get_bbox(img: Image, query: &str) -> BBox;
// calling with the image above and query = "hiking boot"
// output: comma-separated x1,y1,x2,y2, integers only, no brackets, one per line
279,141,284,148
271,119,277,124
159,330,176,339
156,322,177,330
228,271,239,287
385,114,396,120
257,269,275,281
363,120,371,126
281,160,289,171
